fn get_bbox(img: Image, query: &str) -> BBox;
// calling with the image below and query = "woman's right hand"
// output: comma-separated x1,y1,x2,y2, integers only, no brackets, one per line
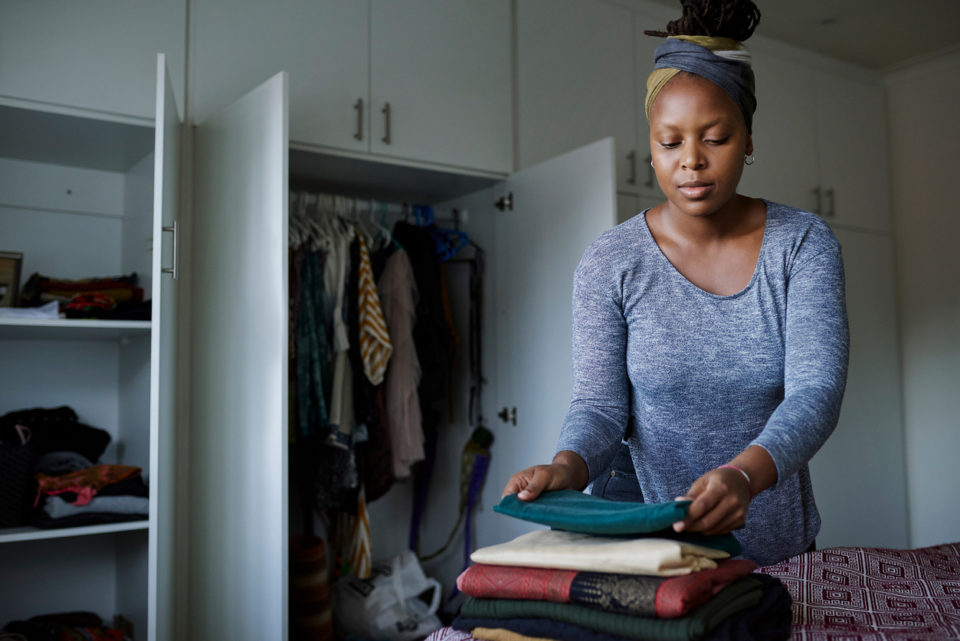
501,451,589,501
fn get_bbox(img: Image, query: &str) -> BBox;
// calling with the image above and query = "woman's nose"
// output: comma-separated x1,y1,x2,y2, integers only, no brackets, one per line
682,145,706,170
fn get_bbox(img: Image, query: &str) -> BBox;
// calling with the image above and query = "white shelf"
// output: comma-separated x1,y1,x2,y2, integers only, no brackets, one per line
0,520,149,544
0,318,151,341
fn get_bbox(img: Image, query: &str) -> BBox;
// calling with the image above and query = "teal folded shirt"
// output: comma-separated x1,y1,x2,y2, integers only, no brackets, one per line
494,490,742,556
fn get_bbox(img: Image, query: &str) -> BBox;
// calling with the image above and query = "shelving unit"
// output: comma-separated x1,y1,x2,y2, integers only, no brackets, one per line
0,55,178,638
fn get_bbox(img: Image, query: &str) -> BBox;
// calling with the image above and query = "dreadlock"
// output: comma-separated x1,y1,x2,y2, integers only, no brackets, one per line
644,0,761,41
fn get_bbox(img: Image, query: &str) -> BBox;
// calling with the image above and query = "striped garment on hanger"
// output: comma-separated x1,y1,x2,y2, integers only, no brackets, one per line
357,237,393,385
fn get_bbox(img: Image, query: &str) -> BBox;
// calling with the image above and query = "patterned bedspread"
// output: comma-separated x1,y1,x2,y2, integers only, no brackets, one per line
762,542,960,640
426,542,960,641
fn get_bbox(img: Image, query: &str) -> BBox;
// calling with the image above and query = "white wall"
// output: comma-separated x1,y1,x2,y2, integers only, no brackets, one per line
885,52,960,547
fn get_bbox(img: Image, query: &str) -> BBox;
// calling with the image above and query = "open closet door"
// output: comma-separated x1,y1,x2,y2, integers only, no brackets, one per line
148,53,180,641
442,138,618,547
188,73,289,641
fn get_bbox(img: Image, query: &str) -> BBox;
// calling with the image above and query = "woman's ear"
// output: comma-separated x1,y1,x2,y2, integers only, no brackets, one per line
745,134,754,157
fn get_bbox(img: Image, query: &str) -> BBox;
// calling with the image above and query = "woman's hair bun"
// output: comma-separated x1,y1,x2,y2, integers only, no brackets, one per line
645,0,761,41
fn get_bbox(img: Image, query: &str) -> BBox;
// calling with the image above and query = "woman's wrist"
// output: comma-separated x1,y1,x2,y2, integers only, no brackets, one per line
718,463,753,497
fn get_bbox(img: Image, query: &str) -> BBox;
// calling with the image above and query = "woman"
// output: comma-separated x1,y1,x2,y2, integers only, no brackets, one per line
502,0,849,566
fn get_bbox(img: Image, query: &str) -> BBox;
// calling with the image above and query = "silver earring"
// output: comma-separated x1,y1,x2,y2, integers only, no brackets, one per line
744,153,755,166
650,160,655,167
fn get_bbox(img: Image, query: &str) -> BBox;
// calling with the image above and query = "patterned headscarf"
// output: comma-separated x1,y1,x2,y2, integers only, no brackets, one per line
645,35,757,133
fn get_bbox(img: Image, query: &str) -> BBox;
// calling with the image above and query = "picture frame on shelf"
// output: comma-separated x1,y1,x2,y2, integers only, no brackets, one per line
0,251,23,307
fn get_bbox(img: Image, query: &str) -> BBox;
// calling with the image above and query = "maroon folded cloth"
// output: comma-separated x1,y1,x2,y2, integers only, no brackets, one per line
456,558,758,618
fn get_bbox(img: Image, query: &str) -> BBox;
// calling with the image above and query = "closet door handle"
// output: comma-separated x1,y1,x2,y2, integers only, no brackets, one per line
381,102,391,145
353,98,364,141
645,154,654,188
825,188,835,218
626,151,637,185
161,220,178,280
813,187,822,215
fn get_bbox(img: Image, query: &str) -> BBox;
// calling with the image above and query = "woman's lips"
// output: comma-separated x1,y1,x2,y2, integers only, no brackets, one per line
678,182,714,199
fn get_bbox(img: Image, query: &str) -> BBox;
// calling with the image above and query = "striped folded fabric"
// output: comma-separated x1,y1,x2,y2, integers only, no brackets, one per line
457,559,758,618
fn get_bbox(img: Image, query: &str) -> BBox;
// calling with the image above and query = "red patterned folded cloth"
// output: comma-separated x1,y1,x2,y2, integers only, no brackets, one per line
35,464,142,507
456,558,758,618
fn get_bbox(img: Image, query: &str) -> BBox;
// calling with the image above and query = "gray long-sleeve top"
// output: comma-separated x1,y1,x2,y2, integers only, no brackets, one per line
557,201,849,565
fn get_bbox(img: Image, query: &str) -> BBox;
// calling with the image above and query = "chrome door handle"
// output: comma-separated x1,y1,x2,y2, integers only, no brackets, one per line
161,220,178,280
498,406,517,425
381,102,391,145
353,98,364,141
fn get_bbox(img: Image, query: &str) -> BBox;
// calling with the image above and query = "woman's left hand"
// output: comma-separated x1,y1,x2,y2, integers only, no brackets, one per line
673,467,752,535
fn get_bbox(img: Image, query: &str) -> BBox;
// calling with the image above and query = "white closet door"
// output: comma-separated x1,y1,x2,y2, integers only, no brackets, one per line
148,54,181,641
188,72,289,641
443,138,617,547
809,228,908,548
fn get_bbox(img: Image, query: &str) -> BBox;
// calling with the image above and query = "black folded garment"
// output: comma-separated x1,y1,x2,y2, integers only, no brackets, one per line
0,406,110,462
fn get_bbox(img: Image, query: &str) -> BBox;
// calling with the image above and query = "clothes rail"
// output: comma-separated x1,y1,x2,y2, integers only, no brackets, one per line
289,190,466,226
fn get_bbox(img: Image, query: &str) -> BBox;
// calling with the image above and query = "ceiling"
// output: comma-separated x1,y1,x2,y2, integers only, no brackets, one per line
641,0,960,70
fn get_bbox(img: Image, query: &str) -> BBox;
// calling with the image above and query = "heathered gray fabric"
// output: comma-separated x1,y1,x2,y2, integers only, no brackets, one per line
557,200,849,566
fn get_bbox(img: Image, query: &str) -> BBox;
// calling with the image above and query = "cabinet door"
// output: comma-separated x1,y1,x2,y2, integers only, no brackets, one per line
816,74,891,232
442,138,617,547
0,1,185,120
188,73,289,641
809,228,908,548
189,0,367,153
736,52,821,212
370,0,512,173
634,10,667,199
517,0,637,191
149,54,181,641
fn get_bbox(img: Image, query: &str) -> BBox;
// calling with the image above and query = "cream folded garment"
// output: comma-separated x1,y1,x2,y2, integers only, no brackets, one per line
470,529,729,577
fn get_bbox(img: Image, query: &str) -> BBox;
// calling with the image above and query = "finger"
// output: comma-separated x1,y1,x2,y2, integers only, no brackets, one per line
689,496,745,534
518,467,553,501
502,469,535,498
702,514,745,536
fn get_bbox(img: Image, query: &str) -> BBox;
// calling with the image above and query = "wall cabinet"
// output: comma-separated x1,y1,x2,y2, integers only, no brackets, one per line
0,57,179,641
739,51,891,232
516,0,663,199
0,1,185,122
189,0,512,175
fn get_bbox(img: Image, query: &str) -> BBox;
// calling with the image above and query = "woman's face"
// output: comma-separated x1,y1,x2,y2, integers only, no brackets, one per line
649,72,753,218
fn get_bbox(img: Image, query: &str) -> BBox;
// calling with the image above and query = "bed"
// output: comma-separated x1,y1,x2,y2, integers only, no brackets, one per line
426,542,960,641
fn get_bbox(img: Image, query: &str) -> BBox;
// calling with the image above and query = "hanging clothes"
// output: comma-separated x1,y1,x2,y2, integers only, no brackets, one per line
378,248,423,479
357,236,393,385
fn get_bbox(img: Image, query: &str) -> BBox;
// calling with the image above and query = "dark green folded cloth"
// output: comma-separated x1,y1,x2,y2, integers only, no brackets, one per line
460,576,765,641
494,490,742,555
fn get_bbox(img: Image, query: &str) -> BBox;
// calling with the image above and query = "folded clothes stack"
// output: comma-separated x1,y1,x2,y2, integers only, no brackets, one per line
16,272,150,320
0,406,149,529
449,490,791,641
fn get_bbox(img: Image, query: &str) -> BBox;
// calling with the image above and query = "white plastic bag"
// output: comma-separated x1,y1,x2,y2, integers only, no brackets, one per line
333,550,443,641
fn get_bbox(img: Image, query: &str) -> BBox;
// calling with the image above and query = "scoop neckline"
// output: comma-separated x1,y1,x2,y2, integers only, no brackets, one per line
639,200,770,300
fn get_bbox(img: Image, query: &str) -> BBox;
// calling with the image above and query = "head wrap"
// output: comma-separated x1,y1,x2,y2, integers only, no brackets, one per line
645,35,757,133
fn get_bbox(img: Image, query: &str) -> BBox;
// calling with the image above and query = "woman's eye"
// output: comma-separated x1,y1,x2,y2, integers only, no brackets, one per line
707,137,730,145
659,142,680,149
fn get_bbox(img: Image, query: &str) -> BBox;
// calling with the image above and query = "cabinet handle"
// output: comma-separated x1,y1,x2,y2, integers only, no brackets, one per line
381,102,391,145
812,187,822,215
161,220,178,280
825,188,835,218
353,98,363,141
645,154,654,188
626,151,636,185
